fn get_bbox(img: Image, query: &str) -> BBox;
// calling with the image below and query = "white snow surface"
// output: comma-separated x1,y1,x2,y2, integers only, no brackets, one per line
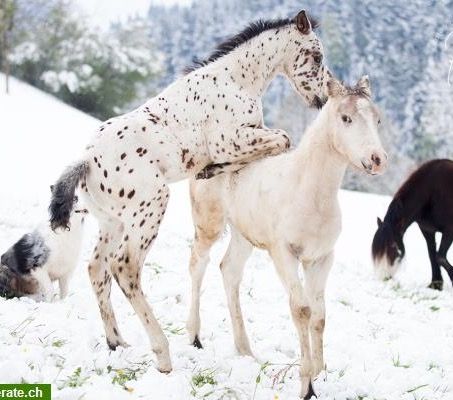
0,75,452,399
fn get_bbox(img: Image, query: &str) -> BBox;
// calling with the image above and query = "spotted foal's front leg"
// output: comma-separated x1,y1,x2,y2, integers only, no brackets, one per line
197,127,290,179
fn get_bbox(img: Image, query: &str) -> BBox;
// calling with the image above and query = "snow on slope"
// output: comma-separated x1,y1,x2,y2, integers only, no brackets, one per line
0,76,452,400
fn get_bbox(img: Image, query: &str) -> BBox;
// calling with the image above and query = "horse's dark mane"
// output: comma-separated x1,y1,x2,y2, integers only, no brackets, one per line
384,199,403,226
345,85,370,98
184,16,319,74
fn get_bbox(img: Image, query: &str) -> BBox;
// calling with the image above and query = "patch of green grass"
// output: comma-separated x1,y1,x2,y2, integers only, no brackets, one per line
52,339,66,348
58,367,89,389
338,299,352,308
191,368,218,397
144,261,163,275
427,362,438,371
407,384,429,393
163,323,185,335
429,305,440,312
192,368,217,387
108,360,151,391
392,354,411,369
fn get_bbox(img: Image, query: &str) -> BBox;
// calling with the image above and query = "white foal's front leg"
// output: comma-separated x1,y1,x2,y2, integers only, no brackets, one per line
271,246,314,400
303,252,333,378
197,127,290,179
220,228,254,356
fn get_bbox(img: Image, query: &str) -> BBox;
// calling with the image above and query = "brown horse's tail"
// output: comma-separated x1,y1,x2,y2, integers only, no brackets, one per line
49,161,89,231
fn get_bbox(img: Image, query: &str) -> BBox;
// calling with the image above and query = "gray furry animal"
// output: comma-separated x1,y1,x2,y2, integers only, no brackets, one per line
1,194,87,301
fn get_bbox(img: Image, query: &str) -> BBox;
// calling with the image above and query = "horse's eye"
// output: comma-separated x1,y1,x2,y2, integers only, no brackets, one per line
313,54,322,64
341,115,352,123
378,119,381,125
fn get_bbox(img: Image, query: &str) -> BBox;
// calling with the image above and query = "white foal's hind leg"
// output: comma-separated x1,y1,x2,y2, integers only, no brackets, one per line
220,227,254,356
303,252,333,378
197,127,290,179
110,183,172,373
187,177,225,348
187,222,225,348
88,219,128,350
270,246,314,400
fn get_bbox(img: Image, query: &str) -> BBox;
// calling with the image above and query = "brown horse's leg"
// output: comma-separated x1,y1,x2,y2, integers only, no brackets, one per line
419,227,443,290
437,233,453,286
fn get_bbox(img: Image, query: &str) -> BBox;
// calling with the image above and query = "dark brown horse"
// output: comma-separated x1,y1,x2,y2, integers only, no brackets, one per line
372,159,453,290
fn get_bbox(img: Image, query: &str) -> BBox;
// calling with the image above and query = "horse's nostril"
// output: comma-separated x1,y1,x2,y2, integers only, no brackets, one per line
371,154,381,166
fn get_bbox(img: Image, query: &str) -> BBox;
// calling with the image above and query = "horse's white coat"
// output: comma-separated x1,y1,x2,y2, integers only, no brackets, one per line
188,77,387,398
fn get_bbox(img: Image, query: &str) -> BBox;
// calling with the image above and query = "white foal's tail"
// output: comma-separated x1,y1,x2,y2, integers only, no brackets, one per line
49,161,89,231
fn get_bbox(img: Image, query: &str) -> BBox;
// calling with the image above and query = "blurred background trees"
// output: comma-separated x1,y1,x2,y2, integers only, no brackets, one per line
0,0,452,194
0,0,161,119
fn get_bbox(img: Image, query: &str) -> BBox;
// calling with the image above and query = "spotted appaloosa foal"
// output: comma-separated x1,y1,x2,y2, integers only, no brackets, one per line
188,77,387,399
49,11,330,374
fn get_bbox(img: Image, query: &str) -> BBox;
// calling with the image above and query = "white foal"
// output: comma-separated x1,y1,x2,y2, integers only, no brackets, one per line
49,11,330,374
188,77,387,398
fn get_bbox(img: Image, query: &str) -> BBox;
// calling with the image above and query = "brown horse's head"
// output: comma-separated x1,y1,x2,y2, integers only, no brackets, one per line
372,214,405,279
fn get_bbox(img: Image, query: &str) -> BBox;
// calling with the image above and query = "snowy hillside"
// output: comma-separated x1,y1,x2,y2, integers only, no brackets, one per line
0,77,452,400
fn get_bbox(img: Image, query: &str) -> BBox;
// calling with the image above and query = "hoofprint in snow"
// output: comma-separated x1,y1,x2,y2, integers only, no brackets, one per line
0,77,452,400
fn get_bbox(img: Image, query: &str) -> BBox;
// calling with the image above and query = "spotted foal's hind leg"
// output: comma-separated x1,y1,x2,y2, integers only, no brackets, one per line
110,184,172,373
197,127,290,179
88,219,128,350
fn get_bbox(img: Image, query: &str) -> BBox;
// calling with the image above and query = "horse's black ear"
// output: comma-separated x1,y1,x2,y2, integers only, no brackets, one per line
377,217,383,227
295,10,311,34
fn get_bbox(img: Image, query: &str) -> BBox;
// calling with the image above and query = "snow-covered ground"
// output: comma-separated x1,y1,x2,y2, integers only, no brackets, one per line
0,76,452,400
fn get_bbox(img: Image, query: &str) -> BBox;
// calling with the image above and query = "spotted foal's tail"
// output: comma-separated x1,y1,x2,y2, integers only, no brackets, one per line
49,161,89,231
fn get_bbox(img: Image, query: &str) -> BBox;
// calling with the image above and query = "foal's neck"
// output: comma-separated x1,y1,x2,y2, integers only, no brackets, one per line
293,109,348,202
216,28,291,97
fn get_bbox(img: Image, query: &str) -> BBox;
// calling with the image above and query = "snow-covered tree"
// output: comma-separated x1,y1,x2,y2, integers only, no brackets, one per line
6,1,162,119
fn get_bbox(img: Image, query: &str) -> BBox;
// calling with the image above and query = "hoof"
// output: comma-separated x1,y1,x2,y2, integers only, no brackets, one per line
303,381,316,400
107,339,129,351
428,281,443,291
157,366,172,374
192,335,203,349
